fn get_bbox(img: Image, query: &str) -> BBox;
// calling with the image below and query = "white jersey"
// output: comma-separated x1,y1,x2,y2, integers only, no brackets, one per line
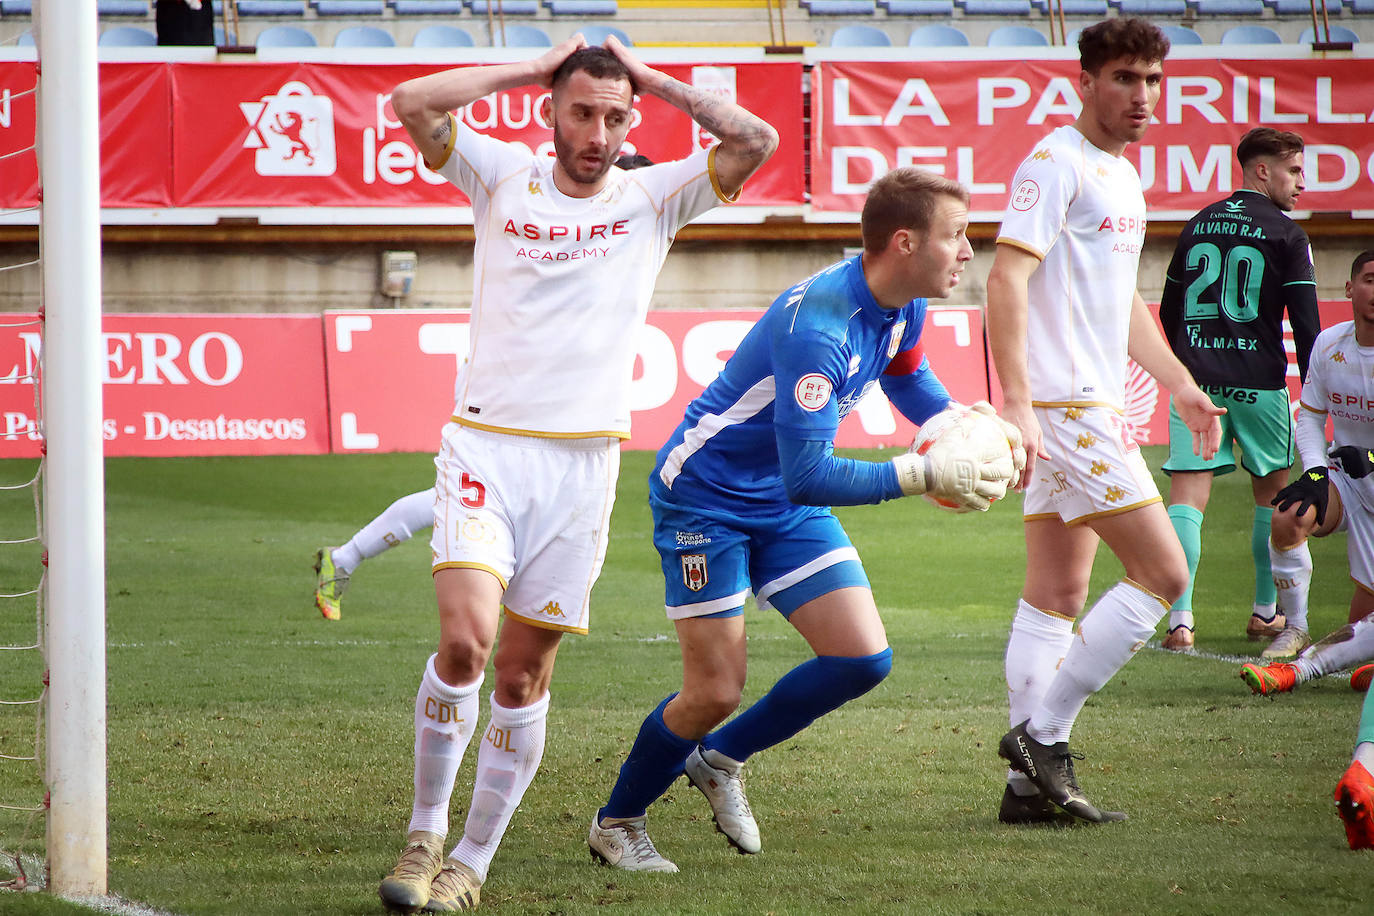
1297,320,1374,514
997,124,1148,409
434,116,728,438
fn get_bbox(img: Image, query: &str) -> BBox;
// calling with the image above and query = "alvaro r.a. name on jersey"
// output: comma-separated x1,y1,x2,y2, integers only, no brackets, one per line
1160,189,1319,390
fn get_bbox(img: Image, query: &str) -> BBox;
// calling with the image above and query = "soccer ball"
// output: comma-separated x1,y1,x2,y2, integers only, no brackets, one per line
911,405,1016,512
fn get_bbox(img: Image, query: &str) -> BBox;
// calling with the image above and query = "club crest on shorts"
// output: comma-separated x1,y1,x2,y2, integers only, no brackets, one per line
681,554,708,592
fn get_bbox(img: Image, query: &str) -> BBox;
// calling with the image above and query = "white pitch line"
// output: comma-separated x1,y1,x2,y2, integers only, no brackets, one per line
1,851,182,916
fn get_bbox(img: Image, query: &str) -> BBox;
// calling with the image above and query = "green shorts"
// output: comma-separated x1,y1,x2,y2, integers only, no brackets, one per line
1163,385,1294,478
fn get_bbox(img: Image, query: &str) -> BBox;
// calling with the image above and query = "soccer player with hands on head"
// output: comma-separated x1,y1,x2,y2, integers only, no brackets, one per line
986,18,1224,826
377,33,777,913
1239,251,1374,850
587,167,1024,874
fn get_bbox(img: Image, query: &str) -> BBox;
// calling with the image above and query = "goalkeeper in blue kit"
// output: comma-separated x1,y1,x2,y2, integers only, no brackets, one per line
587,168,1025,872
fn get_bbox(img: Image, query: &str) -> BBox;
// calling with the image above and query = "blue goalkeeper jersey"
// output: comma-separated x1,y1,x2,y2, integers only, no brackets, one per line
652,255,951,517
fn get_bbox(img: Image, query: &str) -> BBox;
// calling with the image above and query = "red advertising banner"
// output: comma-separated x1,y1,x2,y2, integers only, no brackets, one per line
0,62,172,210
169,60,804,209
811,57,1374,216
323,306,989,455
0,314,330,458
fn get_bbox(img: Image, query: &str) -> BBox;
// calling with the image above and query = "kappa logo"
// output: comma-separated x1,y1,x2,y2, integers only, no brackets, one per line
1333,351,1347,364
240,81,337,177
681,554,708,592
1075,433,1101,449
1031,149,1053,162
537,600,566,618
1104,485,1127,503
528,181,543,196
1089,460,1113,477
1063,406,1085,421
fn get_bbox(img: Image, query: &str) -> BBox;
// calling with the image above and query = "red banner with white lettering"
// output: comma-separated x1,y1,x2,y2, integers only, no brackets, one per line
322,306,990,454
811,57,1374,216
0,314,329,458
169,60,803,208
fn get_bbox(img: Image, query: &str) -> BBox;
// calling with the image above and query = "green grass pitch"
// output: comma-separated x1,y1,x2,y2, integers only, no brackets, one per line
0,447,1370,915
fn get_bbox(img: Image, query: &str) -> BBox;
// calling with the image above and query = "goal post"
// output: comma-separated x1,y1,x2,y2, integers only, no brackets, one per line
38,0,108,898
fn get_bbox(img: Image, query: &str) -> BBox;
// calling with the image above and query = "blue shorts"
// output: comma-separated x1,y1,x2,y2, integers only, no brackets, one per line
651,497,869,621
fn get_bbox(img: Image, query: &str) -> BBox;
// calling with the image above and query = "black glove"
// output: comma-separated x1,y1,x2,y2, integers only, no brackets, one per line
1271,466,1330,525
1330,445,1374,480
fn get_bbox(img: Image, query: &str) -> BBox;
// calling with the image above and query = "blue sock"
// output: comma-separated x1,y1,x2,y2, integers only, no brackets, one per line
703,649,893,763
599,695,696,821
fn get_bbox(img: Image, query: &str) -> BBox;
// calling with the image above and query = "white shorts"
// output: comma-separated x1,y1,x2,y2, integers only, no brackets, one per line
1331,470,1374,594
1023,405,1161,526
430,422,620,634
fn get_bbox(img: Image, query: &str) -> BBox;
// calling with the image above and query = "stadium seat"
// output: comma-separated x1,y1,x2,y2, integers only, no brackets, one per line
960,0,1034,14
237,0,308,14
1299,24,1358,42
334,25,396,46
412,24,476,46
98,25,157,46
1159,24,1203,44
987,24,1047,45
467,0,540,14
97,0,150,14
394,0,466,12
255,24,319,46
316,0,388,13
545,0,619,13
1038,0,1108,13
1220,24,1282,43
16,30,35,46
577,24,632,44
830,23,892,44
491,23,552,46
1351,0,1374,11
1192,0,1264,13
0,0,33,13
1115,0,1186,11
908,23,970,45
802,0,879,14
879,0,955,13
1269,0,1341,11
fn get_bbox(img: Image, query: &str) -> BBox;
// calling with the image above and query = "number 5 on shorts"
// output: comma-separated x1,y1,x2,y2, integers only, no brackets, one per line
460,472,486,508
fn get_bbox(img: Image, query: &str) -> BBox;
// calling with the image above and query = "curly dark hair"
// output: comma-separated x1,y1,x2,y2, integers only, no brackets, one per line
1078,17,1170,74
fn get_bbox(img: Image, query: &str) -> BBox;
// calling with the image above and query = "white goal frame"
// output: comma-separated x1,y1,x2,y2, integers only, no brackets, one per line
38,0,108,898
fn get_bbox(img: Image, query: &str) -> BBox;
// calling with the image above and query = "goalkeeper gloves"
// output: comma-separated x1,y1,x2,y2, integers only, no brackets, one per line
1271,466,1330,525
1330,445,1374,480
967,400,1027,489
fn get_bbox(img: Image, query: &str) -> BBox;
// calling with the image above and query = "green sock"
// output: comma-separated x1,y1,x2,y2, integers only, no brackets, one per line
1168,504,1204,613
1252,506,1276,607
1359,684,1374,748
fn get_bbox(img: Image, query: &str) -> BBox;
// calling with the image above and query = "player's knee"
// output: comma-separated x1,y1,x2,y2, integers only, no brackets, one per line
679,682,743,728
817,647,893,700
1270,508,1313,550
435,632,493,685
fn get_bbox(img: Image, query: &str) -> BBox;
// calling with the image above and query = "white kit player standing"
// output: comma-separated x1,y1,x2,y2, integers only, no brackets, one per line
986,17,1224,825
375,37,777,913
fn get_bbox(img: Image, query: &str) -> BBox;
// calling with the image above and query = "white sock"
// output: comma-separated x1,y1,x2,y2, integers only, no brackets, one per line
408,655,483,837
451,692,550,882
1252,602,1279,622
1029,581,1166,745
336,489,436,573
1355,742,1374,771
1169,610,1195,631
1005,599,1074,793
1295,613,1374,681
1269,540,1313,632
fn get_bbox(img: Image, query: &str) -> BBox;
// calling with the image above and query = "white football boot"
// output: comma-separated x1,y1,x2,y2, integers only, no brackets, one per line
588,816,678,873
684,746,761,854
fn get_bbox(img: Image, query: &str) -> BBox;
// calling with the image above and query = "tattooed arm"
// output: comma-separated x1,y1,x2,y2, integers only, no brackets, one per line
391,36,587,167
604,37,778,198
